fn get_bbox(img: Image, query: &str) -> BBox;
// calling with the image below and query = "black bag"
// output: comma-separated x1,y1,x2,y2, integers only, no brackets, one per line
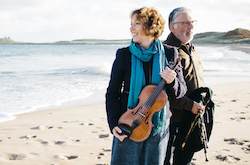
173,87,215,153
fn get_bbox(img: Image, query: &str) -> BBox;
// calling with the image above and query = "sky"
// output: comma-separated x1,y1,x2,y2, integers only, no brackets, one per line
0,0,249,43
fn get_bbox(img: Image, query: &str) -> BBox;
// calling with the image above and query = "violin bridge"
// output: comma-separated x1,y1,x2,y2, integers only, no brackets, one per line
139,112,146,118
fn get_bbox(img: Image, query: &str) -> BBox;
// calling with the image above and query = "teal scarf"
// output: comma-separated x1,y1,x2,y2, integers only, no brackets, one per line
128,39,168,135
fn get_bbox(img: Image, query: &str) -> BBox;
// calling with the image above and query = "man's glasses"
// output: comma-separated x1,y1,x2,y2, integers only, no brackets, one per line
172,20,197,27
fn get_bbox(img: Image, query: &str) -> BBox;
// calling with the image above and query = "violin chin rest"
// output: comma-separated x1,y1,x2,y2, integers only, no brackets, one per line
118,123,132,136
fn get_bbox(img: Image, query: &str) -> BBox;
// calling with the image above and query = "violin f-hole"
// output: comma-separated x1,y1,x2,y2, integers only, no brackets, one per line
132,107,141,115
144,112,150,124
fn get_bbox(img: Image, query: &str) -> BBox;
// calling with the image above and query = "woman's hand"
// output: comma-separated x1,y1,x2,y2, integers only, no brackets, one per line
112,126,128,142
160,66,176,84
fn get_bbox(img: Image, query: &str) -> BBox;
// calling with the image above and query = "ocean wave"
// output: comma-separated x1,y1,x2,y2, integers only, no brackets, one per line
47,64,112,76
91,63,112,75
0,57,19,64
0,71,15,74
0,71,16,79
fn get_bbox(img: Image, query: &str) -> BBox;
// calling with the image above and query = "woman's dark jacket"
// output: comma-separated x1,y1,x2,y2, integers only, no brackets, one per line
105,45,187,132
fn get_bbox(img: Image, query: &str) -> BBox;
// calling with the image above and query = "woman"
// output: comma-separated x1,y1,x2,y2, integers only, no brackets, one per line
106,7,187,165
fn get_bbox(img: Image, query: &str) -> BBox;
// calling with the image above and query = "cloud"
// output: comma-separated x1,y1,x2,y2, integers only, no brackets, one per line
0,0,67,11
0,0,249,42
0,0,134,42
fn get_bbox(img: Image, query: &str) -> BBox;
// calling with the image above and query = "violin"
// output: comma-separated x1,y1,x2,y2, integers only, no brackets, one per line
118,58,181,142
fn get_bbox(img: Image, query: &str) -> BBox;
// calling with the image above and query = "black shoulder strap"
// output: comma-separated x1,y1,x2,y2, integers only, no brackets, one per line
163,46,173,62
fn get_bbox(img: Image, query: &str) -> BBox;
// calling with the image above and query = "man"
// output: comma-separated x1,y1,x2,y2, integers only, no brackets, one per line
163,7,205,165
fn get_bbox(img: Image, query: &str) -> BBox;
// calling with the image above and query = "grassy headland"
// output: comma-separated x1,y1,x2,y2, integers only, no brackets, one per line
192,28,250,44
0,38,16,44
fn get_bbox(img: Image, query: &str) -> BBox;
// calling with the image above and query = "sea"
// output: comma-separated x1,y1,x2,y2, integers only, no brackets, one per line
1,44,250,122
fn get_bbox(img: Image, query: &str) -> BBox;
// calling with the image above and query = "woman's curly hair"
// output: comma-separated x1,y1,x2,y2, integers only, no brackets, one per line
131,7,165,39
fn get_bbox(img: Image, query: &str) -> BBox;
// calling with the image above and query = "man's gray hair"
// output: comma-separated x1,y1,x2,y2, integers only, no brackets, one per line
168,7,192,29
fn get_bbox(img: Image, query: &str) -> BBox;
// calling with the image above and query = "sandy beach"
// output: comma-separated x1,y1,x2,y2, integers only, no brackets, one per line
1,44,250,165
0,81,249,165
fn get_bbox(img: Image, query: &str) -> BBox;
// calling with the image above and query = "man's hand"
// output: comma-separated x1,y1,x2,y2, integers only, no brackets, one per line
191,101,205,115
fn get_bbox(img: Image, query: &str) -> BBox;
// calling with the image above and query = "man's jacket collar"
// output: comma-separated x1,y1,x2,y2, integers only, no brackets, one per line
163,32,195,52
162,32,182,48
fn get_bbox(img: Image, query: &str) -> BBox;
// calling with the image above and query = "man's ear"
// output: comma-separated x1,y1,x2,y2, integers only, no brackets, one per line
170,24,175,33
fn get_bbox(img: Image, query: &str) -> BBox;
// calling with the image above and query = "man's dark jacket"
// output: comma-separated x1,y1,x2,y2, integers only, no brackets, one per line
163,32,205,122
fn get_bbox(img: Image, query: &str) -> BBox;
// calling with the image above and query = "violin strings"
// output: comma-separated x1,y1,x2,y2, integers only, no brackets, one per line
134,79,165,122
135,88,158,122
132,59,181,125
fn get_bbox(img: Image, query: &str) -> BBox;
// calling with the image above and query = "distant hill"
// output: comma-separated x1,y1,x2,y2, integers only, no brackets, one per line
221,28,250,39
192,28,250,44
0,38,16,44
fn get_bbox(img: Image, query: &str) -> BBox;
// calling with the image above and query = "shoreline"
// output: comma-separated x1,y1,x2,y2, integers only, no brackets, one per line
195,43,250,54
0,88,107,123
1,79,250,123
228,44,250,54
2,77,250,123
0,81,250,164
